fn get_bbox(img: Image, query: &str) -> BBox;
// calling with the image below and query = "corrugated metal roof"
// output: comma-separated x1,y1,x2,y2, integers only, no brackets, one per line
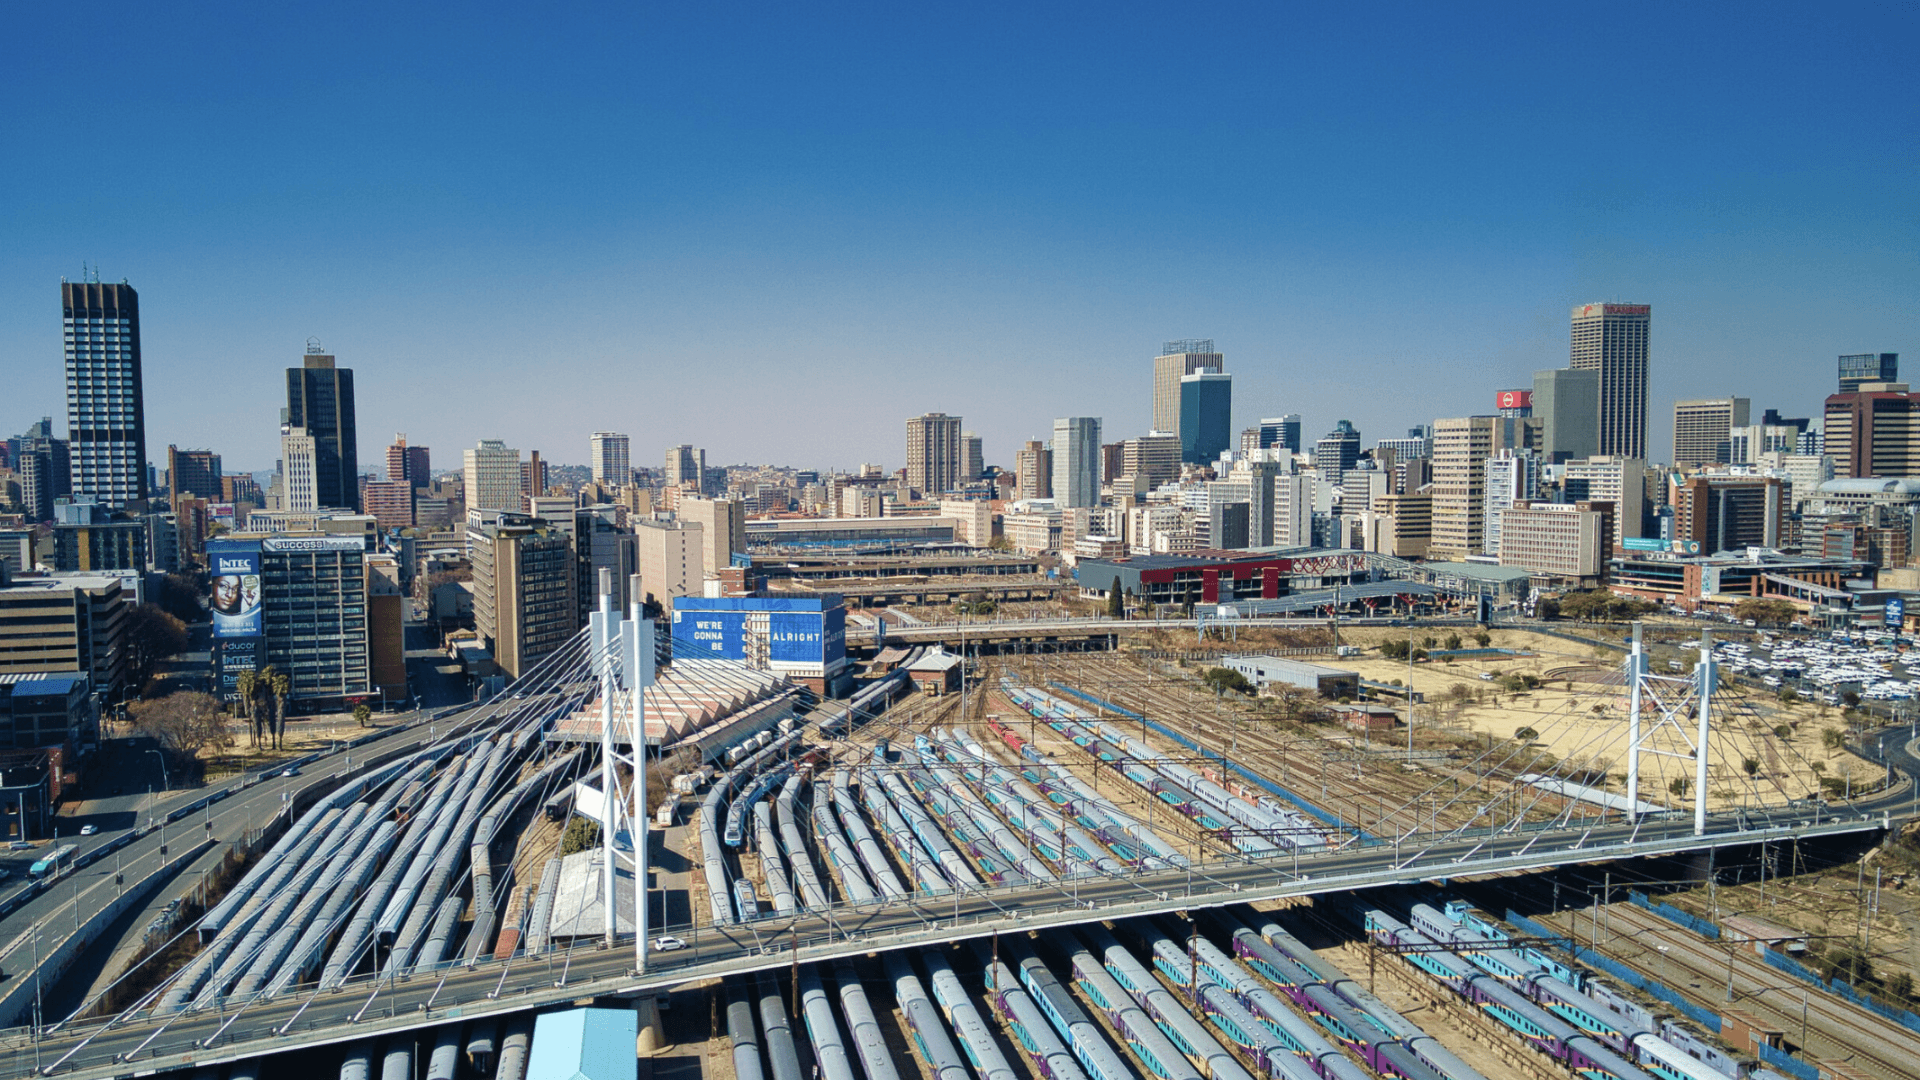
528,1007,638,1080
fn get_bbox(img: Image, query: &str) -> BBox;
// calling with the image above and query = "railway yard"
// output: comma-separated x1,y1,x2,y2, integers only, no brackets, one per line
52,640,1920,1080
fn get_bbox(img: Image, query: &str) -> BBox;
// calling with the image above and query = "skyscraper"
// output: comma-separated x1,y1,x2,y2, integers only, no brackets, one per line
1052,417,1102,509
1178,370,1232,464
1672,397,1750,468
1015,440,1052,500
589,432,630,485
1533,367,1601,462
1838,352,1898,395
666,444,706,493
464,439,523,512
960,432,984,482
1569,302,1651,460
1313,421,1361,484
1428,416,1495,560
284,343,360,511
387,434,430,488
1152,339,1224,437
167,446,222,514
62,279,148,509
1258,415,1302,454
904,412,963,495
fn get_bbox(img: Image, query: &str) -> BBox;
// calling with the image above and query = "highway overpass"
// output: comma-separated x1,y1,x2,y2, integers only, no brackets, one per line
8,793,1898,1080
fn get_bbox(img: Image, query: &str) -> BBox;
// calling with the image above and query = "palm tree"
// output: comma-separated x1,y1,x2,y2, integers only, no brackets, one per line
270,672,291,749
235,671,258,747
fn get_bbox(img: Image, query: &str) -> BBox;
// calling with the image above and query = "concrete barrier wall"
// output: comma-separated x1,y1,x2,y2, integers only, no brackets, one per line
0,839,216,1028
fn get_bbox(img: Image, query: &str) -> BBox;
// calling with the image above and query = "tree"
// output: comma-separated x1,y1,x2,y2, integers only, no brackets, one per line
154,572,207,624
560,817,602,856
1444,633,1462,651
1267,686,1319,724
235,670,260,746
353,704,372,728
1473,630,1491,648
1742,757,1761,777
1734,598,1798,626
1841,690,1862,709
124,604,189,689
270,670,291,749
1773,724,1792,739
1514,726,1539,742
1822,726,1846,757
1106,577,1124,620
1669,776,1689,798
128,691,232,772
1202,667,1255,696
1777,686,1799,704
986,534,1014,552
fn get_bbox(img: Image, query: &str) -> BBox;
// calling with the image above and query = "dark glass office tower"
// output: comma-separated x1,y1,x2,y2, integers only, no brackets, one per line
1838,352,1898,395
285,342,360,511
63,280,149,508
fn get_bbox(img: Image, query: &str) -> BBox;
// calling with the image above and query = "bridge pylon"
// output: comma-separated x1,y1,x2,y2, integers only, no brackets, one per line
589,570,656,971
1624,621,1718,836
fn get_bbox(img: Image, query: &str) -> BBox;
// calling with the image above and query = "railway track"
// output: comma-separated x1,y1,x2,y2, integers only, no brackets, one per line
1540,900,1919,1080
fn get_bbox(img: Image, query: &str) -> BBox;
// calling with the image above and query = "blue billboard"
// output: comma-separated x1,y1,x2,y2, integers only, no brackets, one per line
671,596,846,676
207,541,263,639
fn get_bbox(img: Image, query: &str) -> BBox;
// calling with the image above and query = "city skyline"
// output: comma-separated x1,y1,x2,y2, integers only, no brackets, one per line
1,5,1912,472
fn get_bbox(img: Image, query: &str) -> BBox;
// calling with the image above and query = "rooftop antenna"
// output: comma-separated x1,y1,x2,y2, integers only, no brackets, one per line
306,336,324,355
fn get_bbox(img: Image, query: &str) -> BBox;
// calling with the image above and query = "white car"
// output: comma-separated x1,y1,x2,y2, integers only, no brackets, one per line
79,825,98,836
651,935,686,952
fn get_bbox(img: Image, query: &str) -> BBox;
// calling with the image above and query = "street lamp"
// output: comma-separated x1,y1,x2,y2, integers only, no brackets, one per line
147,749,169,793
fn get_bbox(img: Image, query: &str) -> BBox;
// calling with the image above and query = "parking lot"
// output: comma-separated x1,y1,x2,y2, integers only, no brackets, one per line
1714,631,1920,704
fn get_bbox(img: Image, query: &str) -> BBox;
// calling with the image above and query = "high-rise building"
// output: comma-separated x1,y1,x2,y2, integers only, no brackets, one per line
284,344,360,512
589,432,631,486
281,428,319,512
62,280,148,509
1498,501,1611,584
520,449,546,502
1313,421,1361,485
1152,339,1224,437
904,412,964,495
574,505,638,625
1015,440,1052,500
1273,472,1315,548
166,446,222,507
464,439,523,512
0,573,129,700
1427,416,1495,561
1563,455,1649,554
1482,448,1541,557
635,518,705,611
1838,352,1898,395
1121,433,1182,489
1533,368,1601,462
14,418,71,524
387,434,431,489
1672,397,1751,468
1669,475,1783,552
1364,492,1431,559
361,480,415,530
1569,302,1652,460
1824,384,1920,479
1259,415,1302,455
468,514,576,679
680,495,746,579
207,535,374,706
1178,370,1232,464
960,432,984,482
665,445,706,493
1052,417,1102,509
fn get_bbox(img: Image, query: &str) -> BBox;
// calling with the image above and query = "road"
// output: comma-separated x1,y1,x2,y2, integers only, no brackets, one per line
0,704,492,1031
6,793,1897,1080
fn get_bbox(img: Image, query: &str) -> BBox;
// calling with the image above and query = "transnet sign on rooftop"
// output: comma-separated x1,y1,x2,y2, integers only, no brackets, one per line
669,595,847,678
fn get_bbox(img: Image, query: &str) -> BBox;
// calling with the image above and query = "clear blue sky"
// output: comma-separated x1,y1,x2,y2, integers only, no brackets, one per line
3,2,1913,474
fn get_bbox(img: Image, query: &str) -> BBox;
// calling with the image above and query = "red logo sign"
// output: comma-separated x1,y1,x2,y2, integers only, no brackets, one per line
1496,390,1533,409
